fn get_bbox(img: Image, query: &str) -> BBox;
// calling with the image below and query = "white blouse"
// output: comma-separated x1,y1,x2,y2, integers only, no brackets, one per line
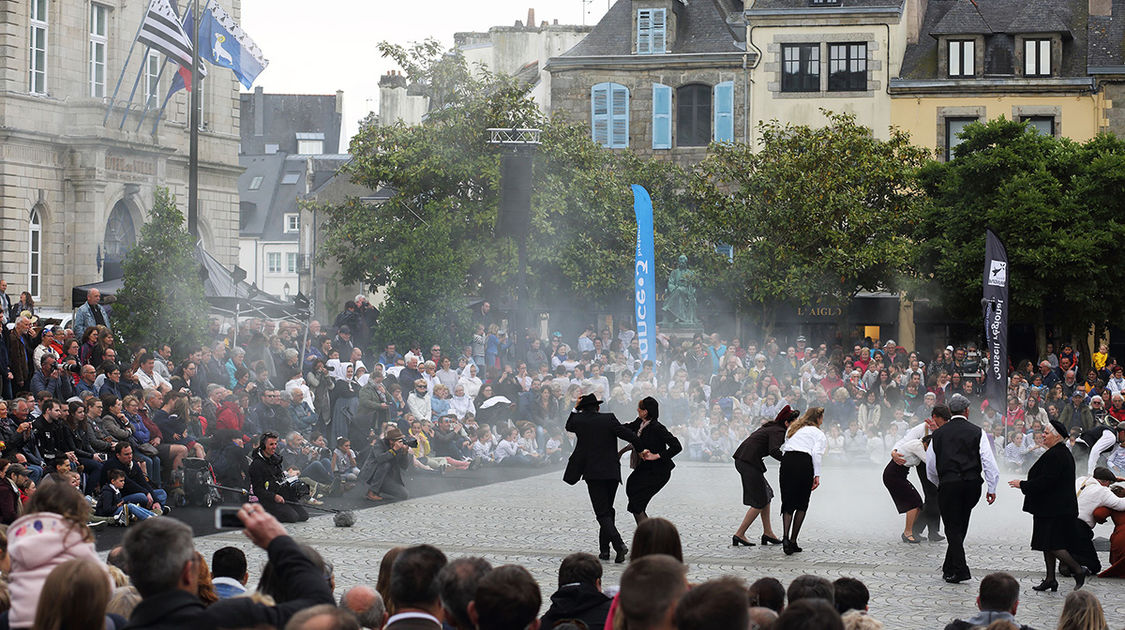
897,438,928,467
781,425,828,476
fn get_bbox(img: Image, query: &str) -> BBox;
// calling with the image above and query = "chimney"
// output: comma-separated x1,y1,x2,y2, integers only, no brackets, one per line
527,8,535,28
336,89,344,115
1090,0,1111,16
253,86,264,137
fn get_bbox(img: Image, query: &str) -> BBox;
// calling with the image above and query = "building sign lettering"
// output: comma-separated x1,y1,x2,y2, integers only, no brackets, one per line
105,154,156,182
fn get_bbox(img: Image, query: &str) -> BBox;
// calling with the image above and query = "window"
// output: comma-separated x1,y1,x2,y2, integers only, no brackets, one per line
144,50,160,108
652,83,672,150
28,207,41,300
284,213,300,233
1024,39,1051,77
676,85,711,147
264,143,279,154
89,4,108,98
266,252,282,274
781,44,820,92
1022,115,1055,136
945,117,977,161
828,43,867,91
948,40,975,78
281,172,300,185
591,83,629,149
713,81,734,143
297,139,323,155
248,175,263,190
810,0,841,4
286,253,298,274
29,0,47,94
636,9,666,55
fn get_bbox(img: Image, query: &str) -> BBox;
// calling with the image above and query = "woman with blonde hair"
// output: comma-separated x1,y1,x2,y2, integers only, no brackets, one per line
778,407,827,555
1055,590,1107,630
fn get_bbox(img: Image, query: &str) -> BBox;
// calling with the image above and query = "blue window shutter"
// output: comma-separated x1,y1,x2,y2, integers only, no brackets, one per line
610,84,630,148
713,81,734,143
652,9,666,54
652,83,672,149
637,10,651,55
591,83,610,147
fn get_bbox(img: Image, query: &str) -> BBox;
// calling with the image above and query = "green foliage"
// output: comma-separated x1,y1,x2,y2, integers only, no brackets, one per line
114,187,208,357
692,111,930,330
914,118,1125,341
319,41,699,346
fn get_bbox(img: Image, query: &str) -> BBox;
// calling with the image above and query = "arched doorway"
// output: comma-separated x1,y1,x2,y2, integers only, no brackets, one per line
103,200,137,281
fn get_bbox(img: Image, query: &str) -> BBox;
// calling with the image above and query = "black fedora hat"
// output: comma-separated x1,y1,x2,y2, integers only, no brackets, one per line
575,393,602,410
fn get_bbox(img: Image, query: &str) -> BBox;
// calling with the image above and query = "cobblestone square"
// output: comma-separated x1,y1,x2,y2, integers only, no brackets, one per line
193,462,1125,629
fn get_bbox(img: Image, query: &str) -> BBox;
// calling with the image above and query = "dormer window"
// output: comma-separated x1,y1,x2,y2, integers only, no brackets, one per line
1024,39,1051,77
636,9,666,55
948,40,975,78
810,0,841,4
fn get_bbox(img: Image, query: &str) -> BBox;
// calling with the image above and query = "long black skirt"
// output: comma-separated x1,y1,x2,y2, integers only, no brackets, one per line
882,460,923,514
736,459,774,509
1031,514,1076,552
626,468,671,514
779,451,814,514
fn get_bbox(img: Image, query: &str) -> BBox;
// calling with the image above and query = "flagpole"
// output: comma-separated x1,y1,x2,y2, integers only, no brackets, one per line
118,45,153,129
135,0,192,133
103,1,151,126
188,0,201,238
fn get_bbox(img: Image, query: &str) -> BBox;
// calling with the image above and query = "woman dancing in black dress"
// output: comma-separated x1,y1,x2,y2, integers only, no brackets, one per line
624,397,682,524
731,405,797,547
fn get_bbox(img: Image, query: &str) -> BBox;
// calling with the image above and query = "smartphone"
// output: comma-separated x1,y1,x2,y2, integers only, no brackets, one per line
214,506,242,529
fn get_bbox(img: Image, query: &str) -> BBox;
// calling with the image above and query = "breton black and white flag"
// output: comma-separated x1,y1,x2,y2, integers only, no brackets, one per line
138,0,207,79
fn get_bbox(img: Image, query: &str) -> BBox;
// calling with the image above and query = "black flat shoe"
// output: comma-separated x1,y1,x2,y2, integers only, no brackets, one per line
614,544,628,564
944,574,971,584
1074,567,1091,591
929,532,946,543
732,535,756,547
761,534,783,545
598,551,610,561
791,542,803,553
1032,579,1059,592
782,539,795,556
901,533,921,544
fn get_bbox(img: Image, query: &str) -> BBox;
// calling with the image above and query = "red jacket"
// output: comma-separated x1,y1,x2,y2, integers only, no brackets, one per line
216,401,244,432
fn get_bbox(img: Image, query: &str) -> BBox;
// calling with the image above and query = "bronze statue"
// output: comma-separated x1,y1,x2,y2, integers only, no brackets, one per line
662,255,698,326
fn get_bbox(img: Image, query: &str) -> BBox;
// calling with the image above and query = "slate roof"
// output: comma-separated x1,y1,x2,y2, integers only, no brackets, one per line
240,90,343,156
560,0,743,57
1088,1,1125,67
899,0,1093,79
749,0,902,8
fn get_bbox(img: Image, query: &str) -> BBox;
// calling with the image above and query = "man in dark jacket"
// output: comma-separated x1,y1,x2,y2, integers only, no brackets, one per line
29,356,74,402
123,504,335,630
102,442,167,513
564,393,640,563
360,427,412,502
248,432,308,523
540,552,612,630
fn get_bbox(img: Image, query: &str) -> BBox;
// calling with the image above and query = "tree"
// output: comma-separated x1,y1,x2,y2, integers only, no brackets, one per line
692,111,930,334
319,41,699,348
114,188,208,357
914,118,1125,357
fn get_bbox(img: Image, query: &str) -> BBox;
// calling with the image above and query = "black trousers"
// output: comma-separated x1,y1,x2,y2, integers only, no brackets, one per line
587,479,624,552
263,499,309,523
938,479,981,578
913,464,941,536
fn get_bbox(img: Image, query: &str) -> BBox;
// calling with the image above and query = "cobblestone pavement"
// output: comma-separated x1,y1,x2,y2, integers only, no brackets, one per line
192,462,1125,629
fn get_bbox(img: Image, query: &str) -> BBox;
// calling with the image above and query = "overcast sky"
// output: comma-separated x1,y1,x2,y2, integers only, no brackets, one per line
239,0,612,145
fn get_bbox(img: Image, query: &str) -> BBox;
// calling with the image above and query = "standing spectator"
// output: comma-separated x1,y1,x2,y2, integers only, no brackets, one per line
73,289,110,336
384,545,446,630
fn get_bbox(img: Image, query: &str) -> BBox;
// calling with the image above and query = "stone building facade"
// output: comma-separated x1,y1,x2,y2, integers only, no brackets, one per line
0,0,241,311
545,0,751,167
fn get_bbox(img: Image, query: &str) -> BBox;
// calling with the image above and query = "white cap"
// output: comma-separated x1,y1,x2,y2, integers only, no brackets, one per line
946,345,954,352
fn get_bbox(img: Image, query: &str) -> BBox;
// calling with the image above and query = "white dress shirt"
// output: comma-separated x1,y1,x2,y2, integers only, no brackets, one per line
925,416,1000,493
892,422,928,454
137,368,170,391
897,438,928,467
780,425,828,476
1083,430,1120,476
1075,476,1125,528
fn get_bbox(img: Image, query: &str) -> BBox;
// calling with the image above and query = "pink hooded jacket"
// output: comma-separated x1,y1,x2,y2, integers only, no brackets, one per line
7,512,103,628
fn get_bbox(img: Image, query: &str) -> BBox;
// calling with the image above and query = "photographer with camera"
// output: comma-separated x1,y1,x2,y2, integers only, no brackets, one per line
29,355,75,402
249,431,309,523
360,426,414,502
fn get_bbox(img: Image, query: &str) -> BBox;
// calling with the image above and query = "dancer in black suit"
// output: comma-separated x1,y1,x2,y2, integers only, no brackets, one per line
623,396,682,524
565,393,640,563
731,405,797,547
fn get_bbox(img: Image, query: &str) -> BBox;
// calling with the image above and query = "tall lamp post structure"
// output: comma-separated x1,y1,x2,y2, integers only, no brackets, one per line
487,128,540,358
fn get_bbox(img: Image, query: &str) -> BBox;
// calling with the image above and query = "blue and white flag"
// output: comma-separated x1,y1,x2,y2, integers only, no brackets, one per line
632,185,657,363
198,0,268,89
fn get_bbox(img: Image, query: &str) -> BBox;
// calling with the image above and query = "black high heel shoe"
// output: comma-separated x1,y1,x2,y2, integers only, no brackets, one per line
1074,567,1091,591
1032,579,1059,592
901,533,921,544
732,535,756,547
782,538,795,556
761,534,782,545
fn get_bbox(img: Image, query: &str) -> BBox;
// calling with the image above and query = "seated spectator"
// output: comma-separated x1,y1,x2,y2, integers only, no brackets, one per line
1055,591,1105,630
468,565,541,630
613,555,688,630
841,610,883,630
95,468,157,525
384,544,447,630
539,553,611,630
284,605,361,630
748,576,786,613
123,504,335,628
673,576,750,630
32,557,120,630
774,599,844,630
833,577,869,614
211,546,249,599
787,574,835,608
630,517,684,563
340,585,386,630
437,557,491,630
943,572,1030,630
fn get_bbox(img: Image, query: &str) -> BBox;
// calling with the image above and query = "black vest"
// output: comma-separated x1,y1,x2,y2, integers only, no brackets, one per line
932,416,983,485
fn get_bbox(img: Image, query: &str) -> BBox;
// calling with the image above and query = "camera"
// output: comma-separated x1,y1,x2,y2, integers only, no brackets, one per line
278,479,311,503
402,436,419,448
60,363,81,375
